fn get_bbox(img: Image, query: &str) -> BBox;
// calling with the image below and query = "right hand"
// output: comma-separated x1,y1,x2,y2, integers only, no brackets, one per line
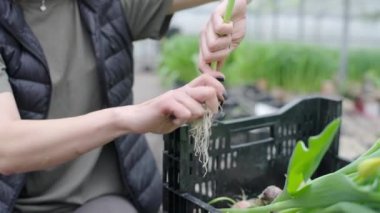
116,74,225,134
198,0,247,76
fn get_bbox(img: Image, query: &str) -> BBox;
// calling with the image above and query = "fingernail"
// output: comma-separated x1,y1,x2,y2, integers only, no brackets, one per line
216,77,225,82
223,92,228,100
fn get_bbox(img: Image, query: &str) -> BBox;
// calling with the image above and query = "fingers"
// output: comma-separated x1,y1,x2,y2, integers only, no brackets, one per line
184,86,220,113
162,90,217,126
231,18,246,49
198,48,227,76
166,100,192,126
200,29,232,64
198,0,247,74
198,3,235,73
187,74,226,101
198,28,231,74
206,22,232,53
174,91,205,121
160,75,226,126
212,10,234,36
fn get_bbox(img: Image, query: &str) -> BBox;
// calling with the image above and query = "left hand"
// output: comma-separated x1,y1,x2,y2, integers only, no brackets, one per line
198,0,247,77
116,74,225,134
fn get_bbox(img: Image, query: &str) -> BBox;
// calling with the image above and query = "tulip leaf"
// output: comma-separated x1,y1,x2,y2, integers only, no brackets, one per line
286,119,341,195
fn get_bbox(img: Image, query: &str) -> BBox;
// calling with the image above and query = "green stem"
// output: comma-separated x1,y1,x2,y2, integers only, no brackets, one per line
211,62,218,70
211,0,235,70
220,200,299,213
224,0,236,23
208,196,237,206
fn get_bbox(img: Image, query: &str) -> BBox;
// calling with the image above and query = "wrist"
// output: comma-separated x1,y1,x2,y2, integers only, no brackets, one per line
108,106,133,135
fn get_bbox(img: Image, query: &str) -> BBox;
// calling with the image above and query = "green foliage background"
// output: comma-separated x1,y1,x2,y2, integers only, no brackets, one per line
159,35,380,93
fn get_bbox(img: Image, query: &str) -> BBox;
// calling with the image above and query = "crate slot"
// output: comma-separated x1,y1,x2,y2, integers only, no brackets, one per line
232,151,238,168
230,126,274,149
227,153,232,169
208,156,213,172
231,137,274,149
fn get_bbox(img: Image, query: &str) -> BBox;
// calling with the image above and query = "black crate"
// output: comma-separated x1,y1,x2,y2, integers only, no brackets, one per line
163,96,344,213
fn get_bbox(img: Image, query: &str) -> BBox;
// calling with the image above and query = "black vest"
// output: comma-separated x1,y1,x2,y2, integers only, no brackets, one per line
0,0,162,212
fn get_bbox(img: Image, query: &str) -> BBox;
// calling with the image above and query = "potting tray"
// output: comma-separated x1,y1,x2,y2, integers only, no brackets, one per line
163,96,344,212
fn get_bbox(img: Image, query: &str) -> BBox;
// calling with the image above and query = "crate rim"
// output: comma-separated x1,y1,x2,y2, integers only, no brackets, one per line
219,95,342,125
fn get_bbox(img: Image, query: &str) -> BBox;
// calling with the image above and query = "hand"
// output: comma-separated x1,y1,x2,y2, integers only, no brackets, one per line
198,0,247,77
116,74,225,134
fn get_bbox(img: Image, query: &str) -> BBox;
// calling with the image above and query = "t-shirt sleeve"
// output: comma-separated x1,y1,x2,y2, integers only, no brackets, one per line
120,0,173,41
0,55,12,94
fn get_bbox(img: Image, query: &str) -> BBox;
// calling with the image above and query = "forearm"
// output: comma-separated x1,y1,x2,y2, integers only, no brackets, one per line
170,0,217,13
0,108,127,175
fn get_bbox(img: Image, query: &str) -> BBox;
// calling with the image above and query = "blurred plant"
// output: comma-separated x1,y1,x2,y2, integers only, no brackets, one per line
158,35,199,87
227,42,338,92
348,49,380,86
159,35,380,93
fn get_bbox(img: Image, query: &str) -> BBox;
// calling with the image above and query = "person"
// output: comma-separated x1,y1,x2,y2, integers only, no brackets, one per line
0,0,247,212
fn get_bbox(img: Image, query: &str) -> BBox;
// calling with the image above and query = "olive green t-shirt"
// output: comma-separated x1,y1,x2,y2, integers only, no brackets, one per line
0,0,173,212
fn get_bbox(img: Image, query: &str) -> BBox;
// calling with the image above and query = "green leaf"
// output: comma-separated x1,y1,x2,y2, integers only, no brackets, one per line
219,134,380,213
306,202,379,213
286,118,341,195
229,173,380,213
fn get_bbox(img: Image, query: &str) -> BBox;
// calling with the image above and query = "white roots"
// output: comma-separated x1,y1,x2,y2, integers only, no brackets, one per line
189,108,214,176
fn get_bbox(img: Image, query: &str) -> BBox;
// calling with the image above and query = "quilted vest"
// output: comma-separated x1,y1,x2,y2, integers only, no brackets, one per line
0,0,162,212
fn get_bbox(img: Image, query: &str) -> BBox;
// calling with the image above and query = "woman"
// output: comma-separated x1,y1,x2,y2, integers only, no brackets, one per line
0,0,247,212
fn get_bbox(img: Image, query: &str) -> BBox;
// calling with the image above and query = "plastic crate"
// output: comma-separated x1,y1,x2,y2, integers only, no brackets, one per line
163,96,344,213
